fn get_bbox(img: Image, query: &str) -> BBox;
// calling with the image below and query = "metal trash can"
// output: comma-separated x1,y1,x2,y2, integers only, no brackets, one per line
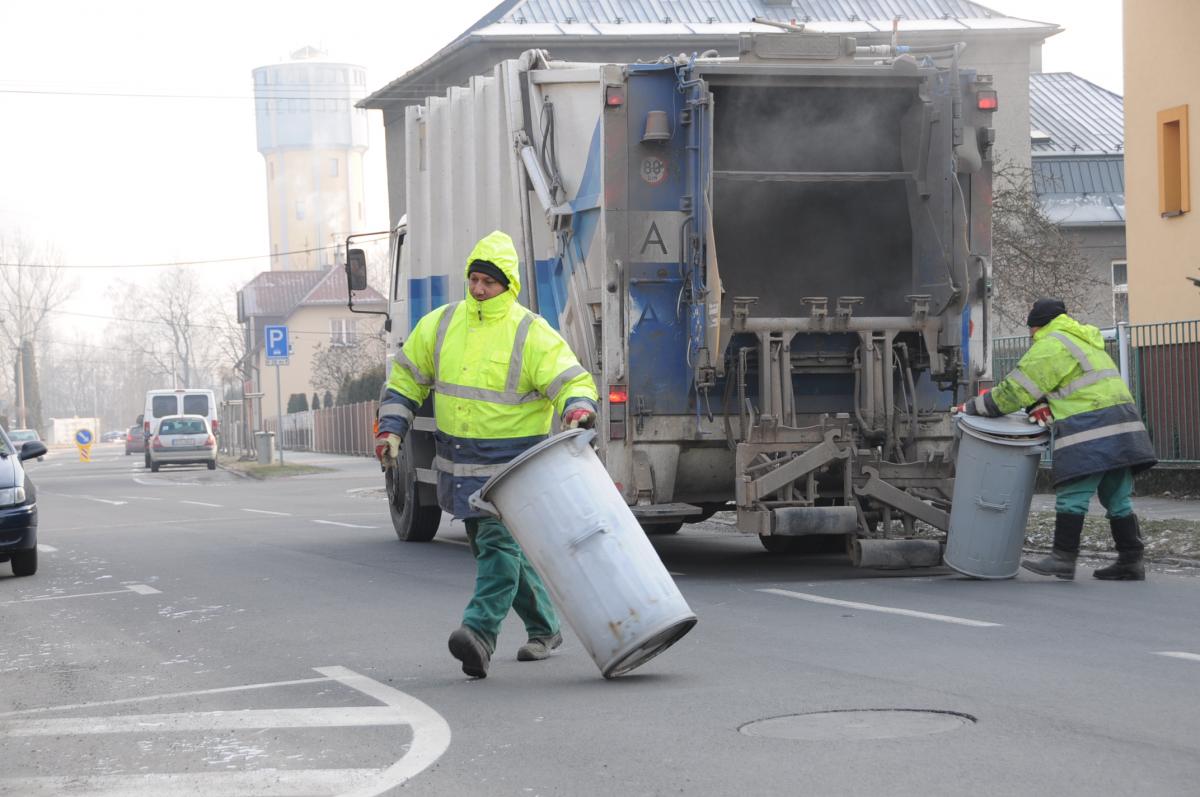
469,429,697,679
255,431,275,465
945,413,1049,579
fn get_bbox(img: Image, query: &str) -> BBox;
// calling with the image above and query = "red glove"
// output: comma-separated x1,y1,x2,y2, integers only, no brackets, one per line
375,432,401,463
563,408,596,429
1028,403,1053,427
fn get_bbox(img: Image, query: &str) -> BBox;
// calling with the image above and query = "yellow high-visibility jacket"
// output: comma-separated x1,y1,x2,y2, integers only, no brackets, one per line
965,313,1155,485
378,231,598,517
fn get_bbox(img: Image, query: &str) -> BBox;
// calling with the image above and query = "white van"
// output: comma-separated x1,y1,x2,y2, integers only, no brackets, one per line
143,389,218,467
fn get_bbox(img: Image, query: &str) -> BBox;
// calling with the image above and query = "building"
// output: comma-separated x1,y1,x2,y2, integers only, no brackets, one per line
236,269,385,433
1028,71,1127,333
363,0,1059,225
253,47,369,271
1124,0,1199,323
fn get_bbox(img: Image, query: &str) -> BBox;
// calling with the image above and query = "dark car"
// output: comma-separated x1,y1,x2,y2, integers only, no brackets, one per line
125,424,146,455
6,429,44,462
0,426,47,576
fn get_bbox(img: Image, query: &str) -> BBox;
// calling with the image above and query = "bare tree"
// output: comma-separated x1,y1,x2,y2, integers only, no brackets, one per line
0,229,77,428
109,268,219,388
990,162,1106,333
309,330,385,404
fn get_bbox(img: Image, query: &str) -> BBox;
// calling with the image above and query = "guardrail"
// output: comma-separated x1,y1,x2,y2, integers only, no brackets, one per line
992,320,1200,464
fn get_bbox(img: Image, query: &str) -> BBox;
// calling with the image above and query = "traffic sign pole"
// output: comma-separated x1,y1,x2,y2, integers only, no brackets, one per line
275,361,284,465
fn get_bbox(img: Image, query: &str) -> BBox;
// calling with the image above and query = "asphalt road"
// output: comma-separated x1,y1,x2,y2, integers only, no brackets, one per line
2,444,1199,796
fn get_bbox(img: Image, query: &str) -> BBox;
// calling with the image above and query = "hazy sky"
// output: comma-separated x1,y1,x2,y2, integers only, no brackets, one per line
0,0,1121,347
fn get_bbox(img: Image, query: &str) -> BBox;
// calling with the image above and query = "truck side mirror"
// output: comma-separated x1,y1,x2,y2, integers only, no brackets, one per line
346,249,368,292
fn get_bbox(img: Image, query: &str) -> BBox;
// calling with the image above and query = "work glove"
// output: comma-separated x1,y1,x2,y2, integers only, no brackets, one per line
1028,402,1053,428
374,432,401,464
563,407,597,429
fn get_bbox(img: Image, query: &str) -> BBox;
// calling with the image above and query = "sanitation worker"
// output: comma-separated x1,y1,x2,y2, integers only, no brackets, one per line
374,231,599,678
956,298,1156,580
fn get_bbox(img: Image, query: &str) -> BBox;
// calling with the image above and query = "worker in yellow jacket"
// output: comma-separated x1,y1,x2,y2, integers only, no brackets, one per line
375,231,599,678
958,299,1156,580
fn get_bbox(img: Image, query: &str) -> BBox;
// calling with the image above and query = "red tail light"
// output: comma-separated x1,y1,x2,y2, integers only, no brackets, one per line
204,435,215,448
976,90,998,111
211,420,220,433
152,436,164,449
608,385,628,440
144,421,151,434
609,386,628,404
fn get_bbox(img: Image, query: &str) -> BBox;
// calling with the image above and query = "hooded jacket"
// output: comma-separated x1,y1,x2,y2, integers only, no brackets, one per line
378,231,599,517
965,313,1156,485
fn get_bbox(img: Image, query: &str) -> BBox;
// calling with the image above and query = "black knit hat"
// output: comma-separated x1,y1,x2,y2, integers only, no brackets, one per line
467,259,510,289
1027,298,1067,328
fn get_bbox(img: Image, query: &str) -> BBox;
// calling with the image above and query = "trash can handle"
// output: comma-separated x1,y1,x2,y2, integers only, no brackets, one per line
468,490,501,518
975,497,1009,512
568,523,608,548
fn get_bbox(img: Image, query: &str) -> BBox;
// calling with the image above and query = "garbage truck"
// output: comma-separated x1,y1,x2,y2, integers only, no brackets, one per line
346,31,998,564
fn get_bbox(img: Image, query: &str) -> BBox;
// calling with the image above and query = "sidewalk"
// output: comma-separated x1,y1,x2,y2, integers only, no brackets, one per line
228,448,383,479
1031,493,1200,521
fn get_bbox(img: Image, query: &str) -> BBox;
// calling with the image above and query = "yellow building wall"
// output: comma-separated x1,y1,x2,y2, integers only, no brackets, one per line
1124,0,1200,323
257,305,376,421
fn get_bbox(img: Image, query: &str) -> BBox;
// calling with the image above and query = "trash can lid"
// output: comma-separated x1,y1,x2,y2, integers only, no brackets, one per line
957,412,1049,440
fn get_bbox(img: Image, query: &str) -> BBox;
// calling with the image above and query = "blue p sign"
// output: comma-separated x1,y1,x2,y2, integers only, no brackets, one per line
265,325,289,360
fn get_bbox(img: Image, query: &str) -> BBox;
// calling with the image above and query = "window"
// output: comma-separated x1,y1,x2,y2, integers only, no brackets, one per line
1158,105,1190,217
329,158,339,178
152,396,178,418
183,395,210,416
1112,260,1129,325
295,199,306,221
330,318,357,346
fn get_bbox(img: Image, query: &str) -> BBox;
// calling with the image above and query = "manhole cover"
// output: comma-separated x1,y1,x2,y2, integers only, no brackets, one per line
739,709,975,741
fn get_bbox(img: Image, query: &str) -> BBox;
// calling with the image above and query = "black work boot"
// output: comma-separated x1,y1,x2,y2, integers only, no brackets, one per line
1095,515,1146,581
1022,513,1084,580
517,631,563,662
448,626,492,678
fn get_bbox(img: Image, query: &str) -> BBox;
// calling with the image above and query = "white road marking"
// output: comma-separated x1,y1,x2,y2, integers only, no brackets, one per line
36,544,57,553
242,508,291,516
2,584,162,605
119,495,163,501
0,666,451,797
760,588,1002,627
1155,651,1200,663
79,496,127,506
438,539,470,547
181,500,223,507
0,677,331,717
312,519,378,529
668,571,686,576
0,769,378,796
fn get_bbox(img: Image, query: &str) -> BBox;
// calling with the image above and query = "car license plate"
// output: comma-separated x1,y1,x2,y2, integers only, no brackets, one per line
172,439,190,447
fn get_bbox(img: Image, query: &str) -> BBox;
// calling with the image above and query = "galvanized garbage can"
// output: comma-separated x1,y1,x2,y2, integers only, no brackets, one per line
469,429,697,679
945,413,1049,579
255,431,275,465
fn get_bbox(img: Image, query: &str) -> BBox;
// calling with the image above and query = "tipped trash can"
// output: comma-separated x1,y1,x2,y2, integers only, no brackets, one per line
469,429,696,679
945,413,1049,579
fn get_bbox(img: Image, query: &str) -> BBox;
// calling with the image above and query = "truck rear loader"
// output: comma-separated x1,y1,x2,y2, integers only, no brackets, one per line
347,32,997,565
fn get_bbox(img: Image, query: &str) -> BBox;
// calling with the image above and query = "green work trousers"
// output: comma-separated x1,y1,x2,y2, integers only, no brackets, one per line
1055,467,1134,519
462,517,559,651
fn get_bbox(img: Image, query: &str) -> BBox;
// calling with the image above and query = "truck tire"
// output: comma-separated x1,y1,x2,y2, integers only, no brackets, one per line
386,447,441,542
643,521,683,535
11,547,37,577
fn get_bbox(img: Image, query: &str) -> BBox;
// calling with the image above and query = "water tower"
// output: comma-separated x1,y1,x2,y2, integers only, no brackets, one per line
252,47,368,271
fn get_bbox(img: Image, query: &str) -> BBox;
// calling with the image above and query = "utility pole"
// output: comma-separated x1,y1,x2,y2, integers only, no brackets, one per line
14,342,26,428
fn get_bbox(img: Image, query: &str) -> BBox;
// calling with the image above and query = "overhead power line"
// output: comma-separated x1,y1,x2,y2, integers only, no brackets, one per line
0,236,388,269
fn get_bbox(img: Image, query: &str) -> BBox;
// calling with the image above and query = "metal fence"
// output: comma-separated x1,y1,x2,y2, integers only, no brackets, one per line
265,400,379,458
991,320,1200,464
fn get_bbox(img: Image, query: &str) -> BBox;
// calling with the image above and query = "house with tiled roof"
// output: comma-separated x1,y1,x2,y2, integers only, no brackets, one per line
236,268,385,430
1027,71,1126,332
363,0,1059,223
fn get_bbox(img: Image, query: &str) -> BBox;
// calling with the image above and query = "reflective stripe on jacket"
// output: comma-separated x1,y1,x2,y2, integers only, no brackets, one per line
378,230,599,517
983,314,1155,485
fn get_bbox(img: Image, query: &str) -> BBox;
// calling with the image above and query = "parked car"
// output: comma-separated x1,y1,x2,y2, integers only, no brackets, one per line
143,389,218,468
0,425,47,576
148,415,217,472
125,424,146,455
101,430,125,442
6,429,44,462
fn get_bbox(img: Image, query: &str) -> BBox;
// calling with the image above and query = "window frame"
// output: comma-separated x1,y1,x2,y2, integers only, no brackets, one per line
1157,105,1191,217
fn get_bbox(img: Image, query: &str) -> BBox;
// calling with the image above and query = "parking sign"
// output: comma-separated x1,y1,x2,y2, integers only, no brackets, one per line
265,325,289,363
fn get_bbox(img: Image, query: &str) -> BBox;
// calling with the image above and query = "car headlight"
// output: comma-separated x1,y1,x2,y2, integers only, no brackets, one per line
0,486,27,507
